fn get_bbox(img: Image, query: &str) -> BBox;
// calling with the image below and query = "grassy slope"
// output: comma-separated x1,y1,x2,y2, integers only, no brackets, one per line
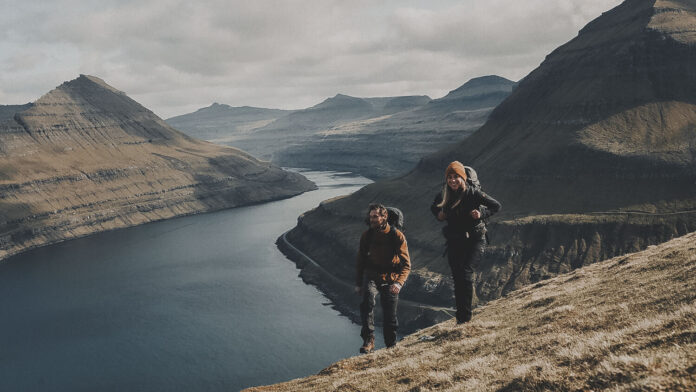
248,231,696,391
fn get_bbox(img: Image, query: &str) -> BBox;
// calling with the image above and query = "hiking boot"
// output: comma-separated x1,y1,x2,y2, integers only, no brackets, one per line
360,335,375,354
384,329,397,348
456,313,472,324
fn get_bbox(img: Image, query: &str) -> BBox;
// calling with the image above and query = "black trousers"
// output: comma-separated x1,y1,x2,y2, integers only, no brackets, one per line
360,277,399,346
447,236,485,323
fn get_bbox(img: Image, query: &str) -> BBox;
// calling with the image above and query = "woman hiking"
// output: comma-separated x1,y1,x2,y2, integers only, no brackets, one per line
430,161,501,324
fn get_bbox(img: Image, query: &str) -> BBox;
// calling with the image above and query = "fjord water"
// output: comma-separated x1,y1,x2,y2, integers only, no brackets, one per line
0,170,379,392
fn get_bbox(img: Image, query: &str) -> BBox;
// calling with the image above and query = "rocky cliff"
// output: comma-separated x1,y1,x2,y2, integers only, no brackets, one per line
0,75,315,261
250,231,696,391
167,76,515,179
283,0,696,327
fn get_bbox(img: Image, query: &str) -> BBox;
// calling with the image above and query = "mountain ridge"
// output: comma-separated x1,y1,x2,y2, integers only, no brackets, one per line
281,0,696,334
167,75,515,179
0,75,314,261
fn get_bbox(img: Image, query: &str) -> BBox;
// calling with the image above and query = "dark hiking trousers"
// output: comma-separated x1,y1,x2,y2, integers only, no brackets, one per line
447,236,485,323
360,277,399,346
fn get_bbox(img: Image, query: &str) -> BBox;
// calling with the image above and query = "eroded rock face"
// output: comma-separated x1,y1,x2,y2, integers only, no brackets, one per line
283,0,696,327
0,75,315,260
286,203,696,309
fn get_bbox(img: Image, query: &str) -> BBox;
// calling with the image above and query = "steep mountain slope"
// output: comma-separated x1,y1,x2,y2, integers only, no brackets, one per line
250,231,696,391
417,0,696,215
257,93,377,136
264,77,515,178
0,75,314,260
167,76,514,179
284,0,696,326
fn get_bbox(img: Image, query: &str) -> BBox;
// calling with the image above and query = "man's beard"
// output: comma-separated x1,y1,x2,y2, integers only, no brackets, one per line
370,221,386,230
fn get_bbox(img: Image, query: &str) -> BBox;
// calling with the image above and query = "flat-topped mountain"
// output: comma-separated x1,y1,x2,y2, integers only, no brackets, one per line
168,76,514,179
166,103,291,142
256,94,378,137
426,74,516,111
282,0,696,330
0,75,314,261
273,76,515,178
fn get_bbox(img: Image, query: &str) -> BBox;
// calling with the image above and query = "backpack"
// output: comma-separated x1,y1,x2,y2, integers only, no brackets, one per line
464,166,481,191
385,206,404,231
465,165,496,244
463,165,493,244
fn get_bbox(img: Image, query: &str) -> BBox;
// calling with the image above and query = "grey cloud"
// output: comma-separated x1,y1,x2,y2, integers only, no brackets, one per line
1,0,623,118
388,0,623,57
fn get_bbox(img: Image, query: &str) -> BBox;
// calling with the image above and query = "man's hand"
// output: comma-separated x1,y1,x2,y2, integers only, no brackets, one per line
389,284,401,295
354,286,363,296
437,211,446,221
470,209,482,219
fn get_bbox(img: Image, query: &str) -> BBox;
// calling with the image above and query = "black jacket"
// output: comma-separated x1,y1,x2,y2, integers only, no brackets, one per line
431,186,501,236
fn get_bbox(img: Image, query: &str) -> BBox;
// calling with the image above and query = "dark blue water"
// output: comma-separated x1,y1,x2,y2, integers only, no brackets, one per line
0,170,380,392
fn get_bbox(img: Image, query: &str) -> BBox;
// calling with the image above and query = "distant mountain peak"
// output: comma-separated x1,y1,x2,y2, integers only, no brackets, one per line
464,75,515,86
437,75,516,101
63,74,127,96
311,94,371,110
28,74,154,120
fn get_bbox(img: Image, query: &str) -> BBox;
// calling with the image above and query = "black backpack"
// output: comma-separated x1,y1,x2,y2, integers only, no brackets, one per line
464,165,493,243
464,166,481,191
385,206,404,231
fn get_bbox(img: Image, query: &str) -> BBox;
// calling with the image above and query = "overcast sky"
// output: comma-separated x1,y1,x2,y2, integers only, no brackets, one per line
1,0,623,119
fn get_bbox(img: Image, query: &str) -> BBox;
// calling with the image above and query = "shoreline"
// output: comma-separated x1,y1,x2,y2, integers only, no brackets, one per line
276,230,455,335
0,187,315,265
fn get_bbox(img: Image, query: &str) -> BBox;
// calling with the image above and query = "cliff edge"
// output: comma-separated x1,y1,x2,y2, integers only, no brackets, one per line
250,231,696,391
282,0,696,330
0,75,315,260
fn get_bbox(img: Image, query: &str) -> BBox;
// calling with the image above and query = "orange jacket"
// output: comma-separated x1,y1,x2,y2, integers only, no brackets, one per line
356,224,411,286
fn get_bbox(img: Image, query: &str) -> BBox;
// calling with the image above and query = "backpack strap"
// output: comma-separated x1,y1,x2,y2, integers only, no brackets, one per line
390,228,404,271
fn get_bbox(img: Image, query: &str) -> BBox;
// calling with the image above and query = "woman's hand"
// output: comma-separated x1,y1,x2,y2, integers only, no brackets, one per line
437,211,446,221
470,209,481,219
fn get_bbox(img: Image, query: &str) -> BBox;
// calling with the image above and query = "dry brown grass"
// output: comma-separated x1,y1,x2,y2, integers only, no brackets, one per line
246,232,696,391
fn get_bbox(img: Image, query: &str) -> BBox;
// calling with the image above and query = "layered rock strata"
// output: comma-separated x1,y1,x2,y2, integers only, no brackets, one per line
0,75,315,260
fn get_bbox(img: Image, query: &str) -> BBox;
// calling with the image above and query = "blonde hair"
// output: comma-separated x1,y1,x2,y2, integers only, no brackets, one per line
437,181,465,209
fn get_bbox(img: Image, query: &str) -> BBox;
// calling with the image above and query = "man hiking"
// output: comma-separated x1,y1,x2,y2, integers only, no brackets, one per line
355,203,411,353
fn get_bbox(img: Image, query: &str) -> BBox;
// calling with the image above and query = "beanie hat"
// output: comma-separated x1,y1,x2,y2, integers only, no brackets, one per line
445,161,467,181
